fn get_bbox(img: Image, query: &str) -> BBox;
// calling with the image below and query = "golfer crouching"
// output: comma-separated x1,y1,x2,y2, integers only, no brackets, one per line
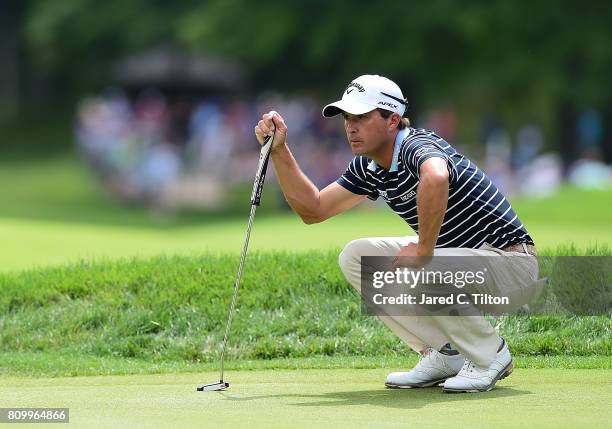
254,75,540,392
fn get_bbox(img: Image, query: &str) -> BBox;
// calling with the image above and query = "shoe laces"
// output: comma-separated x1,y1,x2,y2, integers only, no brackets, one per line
461,359,475,374
418,348,434,361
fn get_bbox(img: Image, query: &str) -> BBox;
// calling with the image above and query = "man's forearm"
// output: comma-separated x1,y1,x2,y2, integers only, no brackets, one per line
270,144,321,220
416,173,449,254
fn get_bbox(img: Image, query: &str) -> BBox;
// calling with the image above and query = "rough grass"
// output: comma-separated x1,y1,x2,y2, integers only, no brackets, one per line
1,247,609,376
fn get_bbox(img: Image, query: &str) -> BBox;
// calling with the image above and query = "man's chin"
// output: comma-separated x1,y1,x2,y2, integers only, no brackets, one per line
350,145,366,156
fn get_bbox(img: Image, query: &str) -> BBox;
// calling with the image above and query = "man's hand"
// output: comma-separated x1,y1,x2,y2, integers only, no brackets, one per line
254,111,288,153
392,242,433,268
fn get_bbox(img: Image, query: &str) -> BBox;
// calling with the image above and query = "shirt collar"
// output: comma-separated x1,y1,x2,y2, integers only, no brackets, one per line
367,127,411,172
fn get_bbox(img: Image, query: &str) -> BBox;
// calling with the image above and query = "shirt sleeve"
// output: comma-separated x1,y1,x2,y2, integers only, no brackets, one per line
401,138,457,182
336,157,379,200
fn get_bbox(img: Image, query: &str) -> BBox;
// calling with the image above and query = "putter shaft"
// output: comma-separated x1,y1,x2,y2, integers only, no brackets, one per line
218,203,257,382
198,133,274,391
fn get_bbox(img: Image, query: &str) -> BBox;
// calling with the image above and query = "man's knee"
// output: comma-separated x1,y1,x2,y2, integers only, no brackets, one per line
338,238,372,274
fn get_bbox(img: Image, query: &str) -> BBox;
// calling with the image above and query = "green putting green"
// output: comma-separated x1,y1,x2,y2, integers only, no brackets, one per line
2,368,609,428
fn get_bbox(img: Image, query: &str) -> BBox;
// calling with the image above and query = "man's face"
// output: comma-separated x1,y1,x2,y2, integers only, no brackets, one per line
342,110,393,156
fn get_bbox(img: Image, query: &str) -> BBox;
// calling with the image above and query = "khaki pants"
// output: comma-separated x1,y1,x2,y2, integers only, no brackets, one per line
338,236,540,366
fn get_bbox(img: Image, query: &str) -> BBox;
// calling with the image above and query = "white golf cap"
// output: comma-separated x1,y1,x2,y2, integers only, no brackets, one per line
322,74,407,118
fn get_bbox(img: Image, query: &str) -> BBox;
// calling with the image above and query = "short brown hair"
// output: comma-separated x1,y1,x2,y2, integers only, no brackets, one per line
377,108,410,129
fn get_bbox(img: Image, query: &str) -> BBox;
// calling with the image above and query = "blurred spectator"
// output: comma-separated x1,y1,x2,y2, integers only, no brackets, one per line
512,124,544,171
566,108,611,188
425,103,457,142
513,123,562,197
568,147,612,189
517,154,563,196
577,108,603,150
77,91,611,211
483,128,514,195
76,89,350,209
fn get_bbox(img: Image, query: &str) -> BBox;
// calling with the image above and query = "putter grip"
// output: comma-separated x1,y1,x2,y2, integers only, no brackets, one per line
250,134,274,206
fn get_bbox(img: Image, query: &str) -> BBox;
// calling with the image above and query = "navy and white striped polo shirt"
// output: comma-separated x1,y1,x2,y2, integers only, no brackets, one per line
337,127,534,249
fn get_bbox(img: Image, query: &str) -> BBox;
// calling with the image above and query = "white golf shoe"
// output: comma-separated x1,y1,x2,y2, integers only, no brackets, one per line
443,339,513,393
385,348,465,388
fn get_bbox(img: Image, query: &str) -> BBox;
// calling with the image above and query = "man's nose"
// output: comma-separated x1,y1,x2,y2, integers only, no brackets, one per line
345,120,358,133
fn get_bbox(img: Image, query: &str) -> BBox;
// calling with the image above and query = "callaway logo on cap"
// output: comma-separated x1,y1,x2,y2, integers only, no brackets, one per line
322,74,408,118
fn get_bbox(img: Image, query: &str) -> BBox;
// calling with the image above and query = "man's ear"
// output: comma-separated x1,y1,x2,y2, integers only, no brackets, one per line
389,113,401,130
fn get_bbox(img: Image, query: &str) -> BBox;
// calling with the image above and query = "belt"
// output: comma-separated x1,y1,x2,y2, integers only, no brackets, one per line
502,243,537,256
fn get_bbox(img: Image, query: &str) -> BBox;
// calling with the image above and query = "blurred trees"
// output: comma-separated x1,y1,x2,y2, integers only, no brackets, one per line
4,0,612,153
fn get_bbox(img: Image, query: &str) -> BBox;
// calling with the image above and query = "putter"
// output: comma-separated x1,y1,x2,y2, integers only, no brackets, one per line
197,131,275,392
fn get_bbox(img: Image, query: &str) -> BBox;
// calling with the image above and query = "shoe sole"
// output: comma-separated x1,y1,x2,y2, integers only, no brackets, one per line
442,361,513,393
385,376,450,389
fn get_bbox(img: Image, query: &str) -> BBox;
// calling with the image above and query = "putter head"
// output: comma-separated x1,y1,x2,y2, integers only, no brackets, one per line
196,380,229,392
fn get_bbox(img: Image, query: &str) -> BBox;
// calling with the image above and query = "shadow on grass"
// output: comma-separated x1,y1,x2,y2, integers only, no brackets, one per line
0,207,267,231
221,386,531,409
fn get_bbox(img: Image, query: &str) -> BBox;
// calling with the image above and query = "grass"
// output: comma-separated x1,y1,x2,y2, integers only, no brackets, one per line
0,138,609,429
2,368,610,429
0,154,611,273
0,353,609,378
0,154,610,379
1,250,609,377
